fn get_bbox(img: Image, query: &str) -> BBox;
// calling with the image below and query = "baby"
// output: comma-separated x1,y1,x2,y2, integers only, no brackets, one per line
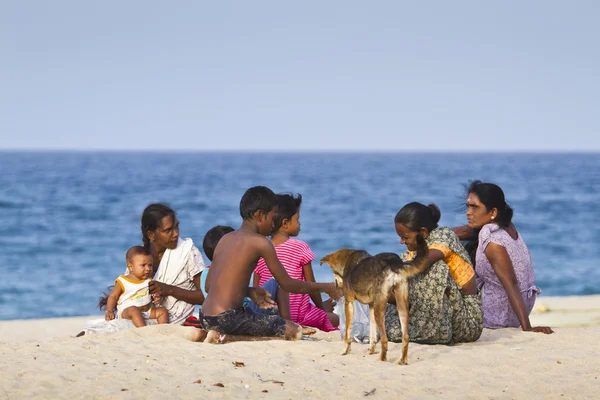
99,246,168,327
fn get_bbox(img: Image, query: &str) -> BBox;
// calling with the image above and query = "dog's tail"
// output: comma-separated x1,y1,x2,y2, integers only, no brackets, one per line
390,234,430,277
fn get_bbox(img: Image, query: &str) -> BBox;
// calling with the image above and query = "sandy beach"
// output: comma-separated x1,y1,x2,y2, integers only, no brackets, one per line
1,295,599,399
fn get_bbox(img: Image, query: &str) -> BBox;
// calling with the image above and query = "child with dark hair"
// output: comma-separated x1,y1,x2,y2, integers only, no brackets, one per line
202,225,235,263
199,186,340,342
99,246,169,327
202,225,290,319
254,193,339,332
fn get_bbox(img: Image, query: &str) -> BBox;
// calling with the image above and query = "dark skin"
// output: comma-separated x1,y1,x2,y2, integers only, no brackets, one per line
104,254,169,326
146,214,206,306
207,254,291,321
463,192,553,334
394,223,478,296
201,208,341,318
451,224,476,241
485,241,552,333
253,210,339,327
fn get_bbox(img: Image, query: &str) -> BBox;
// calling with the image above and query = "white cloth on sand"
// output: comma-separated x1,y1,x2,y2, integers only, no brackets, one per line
83,238,205,334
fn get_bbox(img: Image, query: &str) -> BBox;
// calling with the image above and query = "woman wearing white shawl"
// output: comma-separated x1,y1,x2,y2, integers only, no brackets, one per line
82,204,206,338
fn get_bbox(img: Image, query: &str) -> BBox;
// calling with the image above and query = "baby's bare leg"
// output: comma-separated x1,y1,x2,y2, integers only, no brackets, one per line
121,306,146,327
150,306,169,324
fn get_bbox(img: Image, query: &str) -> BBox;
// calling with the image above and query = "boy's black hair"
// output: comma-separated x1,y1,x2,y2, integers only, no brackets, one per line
239,186,277,220
273,193,302,233
202,225,235,262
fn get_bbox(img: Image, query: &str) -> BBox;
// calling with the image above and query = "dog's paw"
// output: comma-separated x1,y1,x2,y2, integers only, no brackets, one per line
397,358,408,365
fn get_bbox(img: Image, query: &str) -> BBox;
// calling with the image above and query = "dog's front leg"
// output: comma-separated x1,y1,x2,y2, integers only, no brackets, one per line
342,297,354,355
394,282,410,365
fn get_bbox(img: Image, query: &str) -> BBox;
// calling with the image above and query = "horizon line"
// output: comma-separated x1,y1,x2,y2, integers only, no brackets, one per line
1,148,599,154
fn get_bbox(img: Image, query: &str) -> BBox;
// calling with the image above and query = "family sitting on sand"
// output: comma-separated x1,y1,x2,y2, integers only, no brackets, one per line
84,181,553,343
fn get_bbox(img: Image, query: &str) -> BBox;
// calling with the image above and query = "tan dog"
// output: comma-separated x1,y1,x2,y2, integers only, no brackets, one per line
320,235,428,365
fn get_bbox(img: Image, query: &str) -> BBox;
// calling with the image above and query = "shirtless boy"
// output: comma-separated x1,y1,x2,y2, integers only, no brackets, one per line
199,186,340,341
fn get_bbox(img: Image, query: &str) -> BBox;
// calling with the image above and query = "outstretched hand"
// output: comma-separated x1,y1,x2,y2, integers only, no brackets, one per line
322,298,337,313
324,283,343,301
249,287,276,310
525,326,554,334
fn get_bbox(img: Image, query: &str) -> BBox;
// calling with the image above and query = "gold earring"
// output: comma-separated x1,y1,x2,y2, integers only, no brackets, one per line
491,216,495,220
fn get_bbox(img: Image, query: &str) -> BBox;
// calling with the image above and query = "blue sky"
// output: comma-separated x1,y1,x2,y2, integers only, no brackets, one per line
1,1,598,151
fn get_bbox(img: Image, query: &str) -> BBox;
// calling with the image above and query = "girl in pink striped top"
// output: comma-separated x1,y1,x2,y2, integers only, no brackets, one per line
253,193,339,332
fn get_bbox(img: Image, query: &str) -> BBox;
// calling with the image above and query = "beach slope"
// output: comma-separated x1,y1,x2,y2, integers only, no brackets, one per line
1,295,599,399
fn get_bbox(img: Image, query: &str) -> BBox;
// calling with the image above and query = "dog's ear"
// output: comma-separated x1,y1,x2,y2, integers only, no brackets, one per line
319,253,333,266
320,249,349,266
321,249,365,268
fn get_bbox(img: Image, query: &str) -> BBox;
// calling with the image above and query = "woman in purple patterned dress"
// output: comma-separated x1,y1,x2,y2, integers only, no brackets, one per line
455,181,553,334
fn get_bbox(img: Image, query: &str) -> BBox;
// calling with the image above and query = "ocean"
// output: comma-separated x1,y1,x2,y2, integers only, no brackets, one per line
0,151,599,320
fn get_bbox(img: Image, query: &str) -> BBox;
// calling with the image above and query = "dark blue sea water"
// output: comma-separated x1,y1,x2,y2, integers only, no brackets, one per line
1,152,599,320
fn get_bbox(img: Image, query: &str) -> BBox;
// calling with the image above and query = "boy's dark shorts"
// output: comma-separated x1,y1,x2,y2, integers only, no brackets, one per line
199,306,287,337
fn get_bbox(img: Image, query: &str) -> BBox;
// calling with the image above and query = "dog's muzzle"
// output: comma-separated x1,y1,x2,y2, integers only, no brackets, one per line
333,274,343,289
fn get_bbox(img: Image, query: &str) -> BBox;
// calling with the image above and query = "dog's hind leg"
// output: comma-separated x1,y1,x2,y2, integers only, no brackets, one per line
368,304,377,355
373,300,388,362
393,281,410,365
342,297,355,355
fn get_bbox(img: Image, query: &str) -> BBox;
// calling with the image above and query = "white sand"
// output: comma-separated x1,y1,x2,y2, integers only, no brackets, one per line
530,295,600,328
1,295,599,399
